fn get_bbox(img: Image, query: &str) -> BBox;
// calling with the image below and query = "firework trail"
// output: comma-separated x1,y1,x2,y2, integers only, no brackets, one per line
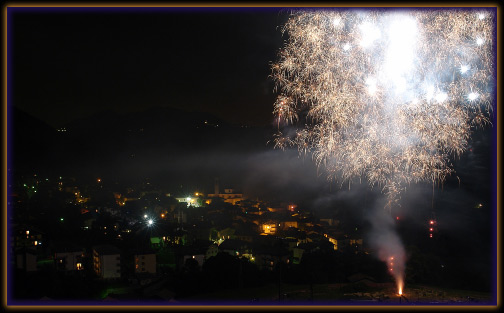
272,8,494,295
272,9,494,211
367,205,406,296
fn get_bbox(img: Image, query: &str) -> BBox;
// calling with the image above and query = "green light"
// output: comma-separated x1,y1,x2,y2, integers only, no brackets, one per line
60,218,64,221
23,184,27,187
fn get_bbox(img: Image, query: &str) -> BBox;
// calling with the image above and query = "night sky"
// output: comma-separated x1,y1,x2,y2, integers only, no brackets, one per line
9,6,496,213
10,7,289,128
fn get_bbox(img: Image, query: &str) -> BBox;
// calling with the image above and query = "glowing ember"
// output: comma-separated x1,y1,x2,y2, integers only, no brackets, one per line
397,278,404,295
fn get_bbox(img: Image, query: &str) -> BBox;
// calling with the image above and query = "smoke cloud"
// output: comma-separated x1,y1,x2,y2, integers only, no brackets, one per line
366,202,406,294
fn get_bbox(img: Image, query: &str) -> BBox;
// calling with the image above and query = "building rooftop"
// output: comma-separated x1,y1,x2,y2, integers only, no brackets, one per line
93,244,121,255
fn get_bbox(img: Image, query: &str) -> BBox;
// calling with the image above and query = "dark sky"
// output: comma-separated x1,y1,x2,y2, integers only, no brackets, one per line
10,7,290,128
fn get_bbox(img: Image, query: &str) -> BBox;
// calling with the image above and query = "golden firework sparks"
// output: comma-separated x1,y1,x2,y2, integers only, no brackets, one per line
272,9,494,211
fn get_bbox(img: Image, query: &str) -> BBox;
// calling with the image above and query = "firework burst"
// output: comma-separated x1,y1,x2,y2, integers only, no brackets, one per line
272,9,494,210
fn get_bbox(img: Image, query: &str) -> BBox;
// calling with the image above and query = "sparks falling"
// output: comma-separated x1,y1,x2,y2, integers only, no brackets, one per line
272,9,494,211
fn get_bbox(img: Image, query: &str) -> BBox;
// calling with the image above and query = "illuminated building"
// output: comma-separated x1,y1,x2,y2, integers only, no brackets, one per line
54,247,85,271
93,245,121,279
218,239,250,257
261,221,278,235
206,178,244,205
134,251,156,274
13,224,44,249
280,220,299,230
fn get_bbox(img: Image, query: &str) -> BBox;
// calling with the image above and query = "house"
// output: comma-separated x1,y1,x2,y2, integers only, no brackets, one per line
282,238,298,251
181,253,205,269
93,245,121,279
205,244,219,260
176,240,215,269
15,247,37,272
218,239,250,257
267,206,286,213
150,228,188,248
217,227,236,242
260,221,279,235
280,219,299,230
283,227,308,245
207,185,244,206
306,231,324,243
292,242,319,265
134,250,156,274
324,232,363,251
54,246,85,271
254,246,290,271
13,224,44,249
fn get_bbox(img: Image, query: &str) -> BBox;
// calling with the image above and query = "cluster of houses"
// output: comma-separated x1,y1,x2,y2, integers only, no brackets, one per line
11,176,365,287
